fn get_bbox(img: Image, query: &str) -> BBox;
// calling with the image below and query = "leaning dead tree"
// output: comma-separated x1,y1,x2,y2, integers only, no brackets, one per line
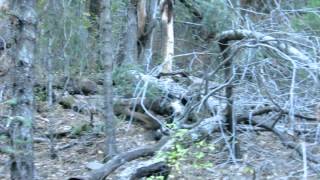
69,29,320,179
159,0,174,73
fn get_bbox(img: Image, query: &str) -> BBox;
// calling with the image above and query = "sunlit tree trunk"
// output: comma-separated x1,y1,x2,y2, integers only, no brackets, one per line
160,0,174,73
100,0,117,160
9,0,37,179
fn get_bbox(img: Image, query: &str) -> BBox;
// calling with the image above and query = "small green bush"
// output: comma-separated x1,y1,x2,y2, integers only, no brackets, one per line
291,0,320,34
113,64,162,100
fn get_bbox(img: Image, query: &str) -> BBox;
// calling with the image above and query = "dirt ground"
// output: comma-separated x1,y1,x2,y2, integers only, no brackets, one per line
0,102,320,180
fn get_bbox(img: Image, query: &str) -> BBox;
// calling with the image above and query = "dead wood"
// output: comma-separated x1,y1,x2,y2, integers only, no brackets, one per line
68,112,224,180
184,115,224,142
44,129,71,139
112,114,224,179
237,106,317,122
68,137,170,180
114,103,161,130
116,161,170,180
238,108,320,164
129,161,170,180
216,29,309,62
69,66,319,179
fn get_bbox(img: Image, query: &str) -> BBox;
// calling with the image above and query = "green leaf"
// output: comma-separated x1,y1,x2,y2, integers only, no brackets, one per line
195,152,205,159
243,166,255,174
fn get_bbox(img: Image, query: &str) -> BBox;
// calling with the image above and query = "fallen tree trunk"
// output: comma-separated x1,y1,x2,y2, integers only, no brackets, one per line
69,103,319,179
68,137,170,180
68,28,315,177
115,161,170,180
237,106,318,122
110,115,225,179
216,29,309,62
68,112,224,180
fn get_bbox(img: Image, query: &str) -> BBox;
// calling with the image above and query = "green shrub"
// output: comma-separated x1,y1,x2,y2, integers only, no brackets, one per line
291,0,320,34
113,64,162,99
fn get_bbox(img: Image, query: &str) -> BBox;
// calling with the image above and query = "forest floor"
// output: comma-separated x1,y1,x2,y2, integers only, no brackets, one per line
0,95,319,180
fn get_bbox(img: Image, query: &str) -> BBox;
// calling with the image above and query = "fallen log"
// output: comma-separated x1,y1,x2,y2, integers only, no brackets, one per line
216,29,309,62
115,161,170,180
111,115,224,179
237,106,317,122
69,105,319,179
68,112,225,180
68,137,170,180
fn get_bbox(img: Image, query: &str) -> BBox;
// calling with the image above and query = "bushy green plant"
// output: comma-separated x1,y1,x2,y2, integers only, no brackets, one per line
113,64,142,96
191,140,215,169
71,122,91,136
197,0,233,33
291,0,320,34
156,129,216,174
34,86,47,102
113,64,163,99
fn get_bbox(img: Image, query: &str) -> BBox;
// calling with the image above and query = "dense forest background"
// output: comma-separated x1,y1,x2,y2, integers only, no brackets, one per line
0,0,320,179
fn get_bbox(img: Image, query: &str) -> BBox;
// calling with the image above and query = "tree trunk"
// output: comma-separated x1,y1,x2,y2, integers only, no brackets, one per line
88,0,101,36
100,0,117,159
138,0,158,71
160,0,174,73
88,0,102,68
47,0,58,160
119,0,158,69
9,0,37,179
220,41,241,160
124,0,139,65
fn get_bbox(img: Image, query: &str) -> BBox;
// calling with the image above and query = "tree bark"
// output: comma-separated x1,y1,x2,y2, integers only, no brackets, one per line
160,0,174,73
118,0,159,69
124,0,139,65
139,0,158,71
100,0,117,159
9,0,37,179
46,0,58,160
88,0,101,36
219,39,241,159
88,0,102,67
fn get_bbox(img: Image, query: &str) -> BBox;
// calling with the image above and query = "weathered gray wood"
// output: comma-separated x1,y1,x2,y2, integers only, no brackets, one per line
116,161,170,180
100,0,117,159
9,0,37,179
68,137,170,180
124,0,138,65
216,29,309,62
